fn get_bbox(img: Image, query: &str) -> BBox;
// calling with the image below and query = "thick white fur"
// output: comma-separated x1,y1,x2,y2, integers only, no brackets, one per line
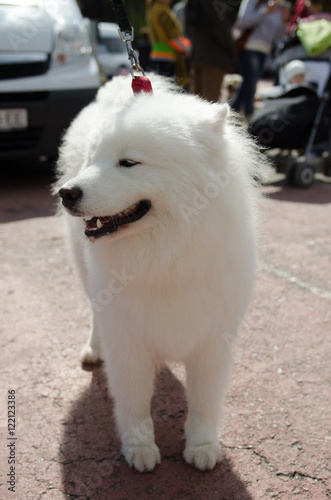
55,74,262,472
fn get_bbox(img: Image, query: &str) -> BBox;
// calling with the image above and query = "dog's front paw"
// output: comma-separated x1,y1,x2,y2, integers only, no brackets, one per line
123,443,161,472
184,442,224,470
80,344,101,365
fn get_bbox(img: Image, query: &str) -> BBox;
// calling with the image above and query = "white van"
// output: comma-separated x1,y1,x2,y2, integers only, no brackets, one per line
97,22,130,78
0,0,101,162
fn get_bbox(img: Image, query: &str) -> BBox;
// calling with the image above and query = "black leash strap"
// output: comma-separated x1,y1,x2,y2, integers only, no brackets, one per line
112,0,132,34
111,0,145,77
110,0,152,92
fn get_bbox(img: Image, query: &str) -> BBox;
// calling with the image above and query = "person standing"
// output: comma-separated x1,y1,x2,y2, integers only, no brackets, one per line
231,0,290,119
286,0,310,35
172,0,187,33
185,0,236,103
147,0,191,87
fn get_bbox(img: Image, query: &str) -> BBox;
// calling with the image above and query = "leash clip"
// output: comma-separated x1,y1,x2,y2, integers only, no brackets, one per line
118,27,145,78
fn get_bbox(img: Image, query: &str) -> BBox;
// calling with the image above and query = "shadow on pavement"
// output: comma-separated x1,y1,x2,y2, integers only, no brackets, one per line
0,162,57,223
60,366,252,499
263,179,331,204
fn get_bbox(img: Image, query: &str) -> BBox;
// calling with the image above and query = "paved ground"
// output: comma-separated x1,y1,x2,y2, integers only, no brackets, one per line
0,166,330,500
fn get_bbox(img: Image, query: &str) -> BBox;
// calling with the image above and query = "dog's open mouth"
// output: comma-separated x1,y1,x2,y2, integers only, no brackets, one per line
83,200,151,239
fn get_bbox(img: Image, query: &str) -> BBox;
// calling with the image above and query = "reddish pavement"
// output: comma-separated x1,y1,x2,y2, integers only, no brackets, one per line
0,168,330,500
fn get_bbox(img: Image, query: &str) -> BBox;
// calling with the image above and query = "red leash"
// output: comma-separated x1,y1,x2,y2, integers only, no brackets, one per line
113,0,153,95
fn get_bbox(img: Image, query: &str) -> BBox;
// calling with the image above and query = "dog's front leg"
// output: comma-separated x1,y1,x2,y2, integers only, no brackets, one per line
184,337,230,470
103,345,160,472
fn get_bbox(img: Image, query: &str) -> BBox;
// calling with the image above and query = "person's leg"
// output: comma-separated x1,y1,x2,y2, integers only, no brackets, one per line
232,50,266,117
192,62,202,96
231,51,247,113
200,63,225,103
192,63,224,102
241,50,266,117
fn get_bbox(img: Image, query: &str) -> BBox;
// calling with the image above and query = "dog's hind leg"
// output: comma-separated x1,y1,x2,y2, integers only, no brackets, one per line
183,336,231,470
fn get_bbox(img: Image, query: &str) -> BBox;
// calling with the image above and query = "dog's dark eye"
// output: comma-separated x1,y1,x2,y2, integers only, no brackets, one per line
119,159,140,168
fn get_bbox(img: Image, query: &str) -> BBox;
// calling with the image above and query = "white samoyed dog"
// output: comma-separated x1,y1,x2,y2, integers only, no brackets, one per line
55,74,262,473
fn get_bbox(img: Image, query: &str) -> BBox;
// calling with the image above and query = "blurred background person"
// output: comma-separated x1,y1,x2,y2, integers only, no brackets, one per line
287,0,310,35
257,58,307,98
172,0,187,33
299,0,331,20
135,27,152,72
231,0,290,119
282,58,306,85
185,0,236,102
276,0,331,68
146,0,191,87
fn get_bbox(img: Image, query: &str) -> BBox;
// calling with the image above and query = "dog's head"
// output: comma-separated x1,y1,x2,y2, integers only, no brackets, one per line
57,79,233,243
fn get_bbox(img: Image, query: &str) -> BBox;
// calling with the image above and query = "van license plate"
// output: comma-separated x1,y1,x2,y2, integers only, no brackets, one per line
0,109,28,131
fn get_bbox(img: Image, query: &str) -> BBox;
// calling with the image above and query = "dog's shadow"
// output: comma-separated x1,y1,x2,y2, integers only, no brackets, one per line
60,365,252,499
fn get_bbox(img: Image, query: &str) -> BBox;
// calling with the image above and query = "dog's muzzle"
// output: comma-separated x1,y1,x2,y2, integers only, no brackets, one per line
58,185,152,239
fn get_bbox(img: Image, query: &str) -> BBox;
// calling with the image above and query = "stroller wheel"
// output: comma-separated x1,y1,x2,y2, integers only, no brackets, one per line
294,164,315,188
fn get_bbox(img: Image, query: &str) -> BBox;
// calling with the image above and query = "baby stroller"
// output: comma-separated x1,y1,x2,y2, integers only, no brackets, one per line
249,53,331,187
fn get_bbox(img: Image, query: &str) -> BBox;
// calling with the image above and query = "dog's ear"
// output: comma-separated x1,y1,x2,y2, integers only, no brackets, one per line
213,103,229,135
193,102,229,147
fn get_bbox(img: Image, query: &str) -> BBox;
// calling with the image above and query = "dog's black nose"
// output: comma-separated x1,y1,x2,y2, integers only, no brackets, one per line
59,186,83,210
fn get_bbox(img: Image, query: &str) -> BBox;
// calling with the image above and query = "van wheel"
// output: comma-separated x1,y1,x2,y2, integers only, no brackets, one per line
294,164,315,188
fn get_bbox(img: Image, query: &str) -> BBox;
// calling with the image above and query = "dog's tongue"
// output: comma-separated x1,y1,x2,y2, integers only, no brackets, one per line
132,76,153,95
